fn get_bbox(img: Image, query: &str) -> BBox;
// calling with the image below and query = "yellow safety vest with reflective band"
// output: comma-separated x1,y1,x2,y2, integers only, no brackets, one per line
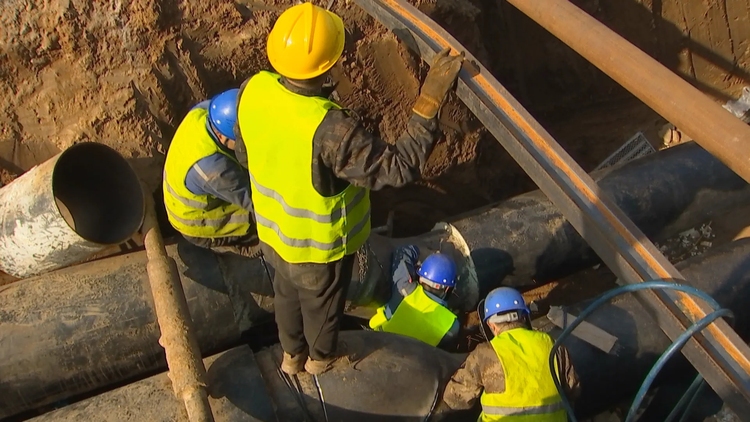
237,71,371,264
368,284,457,347
480,328,566,422
163,108,253,238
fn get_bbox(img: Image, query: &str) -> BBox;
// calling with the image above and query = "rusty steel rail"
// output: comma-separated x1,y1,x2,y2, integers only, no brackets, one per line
505,0,750,186
351,0,750,414
142,193,215,422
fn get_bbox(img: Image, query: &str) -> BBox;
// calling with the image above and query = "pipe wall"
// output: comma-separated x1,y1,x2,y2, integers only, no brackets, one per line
0,143,144,278
30,239,750,421
30,331,467,422
452,141,750,292
0,223,476,419
0,242,244,419
1,141,746,418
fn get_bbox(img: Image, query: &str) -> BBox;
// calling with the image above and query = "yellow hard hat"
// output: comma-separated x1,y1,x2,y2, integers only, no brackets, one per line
267,2,346,80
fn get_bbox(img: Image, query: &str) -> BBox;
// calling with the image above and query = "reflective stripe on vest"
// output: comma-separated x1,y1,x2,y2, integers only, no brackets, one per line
162,108,252,238
479,329,566,422
369,285,457,347
238,71,371,264
248,173,369,223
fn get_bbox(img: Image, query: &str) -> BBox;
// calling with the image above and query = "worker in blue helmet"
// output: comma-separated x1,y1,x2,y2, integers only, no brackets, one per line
369,245,460,350
162,89,258,256
436,287,580,421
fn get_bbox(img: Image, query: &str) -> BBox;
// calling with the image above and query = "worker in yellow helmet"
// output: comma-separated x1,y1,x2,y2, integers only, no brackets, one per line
369,245,460,350
234,2,464,376
436,288,580,421
163,89,258,256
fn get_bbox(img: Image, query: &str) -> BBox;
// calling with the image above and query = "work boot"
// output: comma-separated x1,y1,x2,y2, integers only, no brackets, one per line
304,342,349,376
281,351,307,375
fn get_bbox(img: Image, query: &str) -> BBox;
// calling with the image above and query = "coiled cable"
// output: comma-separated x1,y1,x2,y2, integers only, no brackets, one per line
549,280,732,422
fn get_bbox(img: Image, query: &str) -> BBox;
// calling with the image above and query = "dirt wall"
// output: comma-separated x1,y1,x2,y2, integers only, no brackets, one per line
0,0,532,236
483,0,750,111
1,0,749,237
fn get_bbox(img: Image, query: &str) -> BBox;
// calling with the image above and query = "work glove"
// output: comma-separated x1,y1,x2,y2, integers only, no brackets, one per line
412,47,465,120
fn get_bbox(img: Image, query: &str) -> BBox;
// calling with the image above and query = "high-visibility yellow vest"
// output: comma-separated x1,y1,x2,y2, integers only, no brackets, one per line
237,71,371,264
369,284,457,347
479,328,566,422
163,108,253,238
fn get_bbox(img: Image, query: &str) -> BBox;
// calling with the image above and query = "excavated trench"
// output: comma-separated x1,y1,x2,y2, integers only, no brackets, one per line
3,0,750,234
3,0,750,419
0,0,689,238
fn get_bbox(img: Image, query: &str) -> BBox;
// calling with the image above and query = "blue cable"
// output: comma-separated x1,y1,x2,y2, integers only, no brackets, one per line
677,375,707,422
548,281,729,422
626,308,732,421
664,374,705,422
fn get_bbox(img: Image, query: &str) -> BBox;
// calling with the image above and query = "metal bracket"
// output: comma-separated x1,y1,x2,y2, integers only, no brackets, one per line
547,306,618,354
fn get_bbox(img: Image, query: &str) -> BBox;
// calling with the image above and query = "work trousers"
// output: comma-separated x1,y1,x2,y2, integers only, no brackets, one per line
261,242,355,361
183,231,260,258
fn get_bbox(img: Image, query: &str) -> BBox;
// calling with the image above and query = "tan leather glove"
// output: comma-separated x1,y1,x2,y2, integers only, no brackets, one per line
413,47,465,119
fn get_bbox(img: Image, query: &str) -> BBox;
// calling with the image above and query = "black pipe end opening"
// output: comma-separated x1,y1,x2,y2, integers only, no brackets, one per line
52,143,145,245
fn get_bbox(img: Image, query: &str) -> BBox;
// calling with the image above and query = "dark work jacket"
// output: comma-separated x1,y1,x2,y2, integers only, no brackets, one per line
233,77,440,197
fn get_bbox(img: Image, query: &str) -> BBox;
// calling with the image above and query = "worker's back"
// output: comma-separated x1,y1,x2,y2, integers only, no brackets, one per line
237,70,371,264
479,328,565,421
370,284,458,347
162,107,251,238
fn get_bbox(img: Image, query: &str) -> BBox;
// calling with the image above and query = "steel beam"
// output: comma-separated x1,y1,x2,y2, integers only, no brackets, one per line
351,0,750,414
504,0,750,186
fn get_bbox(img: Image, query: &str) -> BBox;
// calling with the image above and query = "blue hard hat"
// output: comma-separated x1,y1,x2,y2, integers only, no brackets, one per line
208,89,240,140
483,287,529,322
417,253,457,287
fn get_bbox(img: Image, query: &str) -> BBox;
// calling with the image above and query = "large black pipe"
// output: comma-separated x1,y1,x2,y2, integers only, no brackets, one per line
30,331,468,422
30,240,750,422
0,225,477,420
452,141,750,293
0,243,247,420
534,237,750,418
2,141,746,419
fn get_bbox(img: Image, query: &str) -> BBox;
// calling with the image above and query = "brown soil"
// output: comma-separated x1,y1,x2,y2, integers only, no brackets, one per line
0,0,661,237
1,0,749,234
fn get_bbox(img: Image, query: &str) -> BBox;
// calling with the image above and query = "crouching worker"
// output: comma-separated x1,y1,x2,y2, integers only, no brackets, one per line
369,245,460,350
163,89,258,256
437,287,579,421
